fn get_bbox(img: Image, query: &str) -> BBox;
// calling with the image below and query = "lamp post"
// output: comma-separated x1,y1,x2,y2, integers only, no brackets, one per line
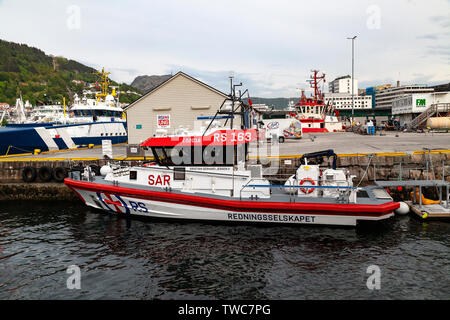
347,35,357,129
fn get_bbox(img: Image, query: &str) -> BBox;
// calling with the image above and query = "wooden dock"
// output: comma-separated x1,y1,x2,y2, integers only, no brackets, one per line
405,200,450,220
375,179,450,220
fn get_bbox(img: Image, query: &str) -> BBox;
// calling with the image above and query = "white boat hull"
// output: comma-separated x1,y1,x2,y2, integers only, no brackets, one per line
71,187,395,227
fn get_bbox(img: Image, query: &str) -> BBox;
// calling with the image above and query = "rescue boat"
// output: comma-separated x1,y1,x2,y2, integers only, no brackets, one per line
64,78,398,227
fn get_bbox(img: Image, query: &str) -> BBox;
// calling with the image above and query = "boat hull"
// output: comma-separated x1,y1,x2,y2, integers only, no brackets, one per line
65,178,397,227
0,121,127,155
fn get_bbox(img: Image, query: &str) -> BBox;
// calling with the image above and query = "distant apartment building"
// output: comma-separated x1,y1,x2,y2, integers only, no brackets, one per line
71,80,85,85
323,93,372,110
392,92,450,126
364,84,391,109
375,82,434,110
328,75,358,94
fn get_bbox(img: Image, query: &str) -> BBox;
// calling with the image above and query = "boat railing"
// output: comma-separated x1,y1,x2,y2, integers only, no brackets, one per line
239,178,356,202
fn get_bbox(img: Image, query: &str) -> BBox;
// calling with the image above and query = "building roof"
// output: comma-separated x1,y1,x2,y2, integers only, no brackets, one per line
432,82,450,93
333,75,351,81
124,71,228,111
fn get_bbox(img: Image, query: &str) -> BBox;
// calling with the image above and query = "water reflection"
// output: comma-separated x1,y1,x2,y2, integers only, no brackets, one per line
0,201,449,299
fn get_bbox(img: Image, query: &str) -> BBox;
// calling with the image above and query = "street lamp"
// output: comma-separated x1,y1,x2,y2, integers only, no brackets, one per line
347,35,357,129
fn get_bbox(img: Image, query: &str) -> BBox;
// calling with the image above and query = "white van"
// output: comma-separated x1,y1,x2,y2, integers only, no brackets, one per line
262,118,302,143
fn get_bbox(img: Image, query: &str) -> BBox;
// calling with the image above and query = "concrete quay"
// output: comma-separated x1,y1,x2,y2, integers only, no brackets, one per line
257,131,450,156
0,183,77,201
1,132,449,160
0,131,448,201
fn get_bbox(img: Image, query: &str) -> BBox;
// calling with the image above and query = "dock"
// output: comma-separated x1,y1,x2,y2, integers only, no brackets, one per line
375,180,450,220
0,132,448,205
405,201,450,219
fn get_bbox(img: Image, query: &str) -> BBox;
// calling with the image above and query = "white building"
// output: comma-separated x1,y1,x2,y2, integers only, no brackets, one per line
375,83,434,110
323,93,372,110
328,75,358,94
124,72,229,144
392,92,450,126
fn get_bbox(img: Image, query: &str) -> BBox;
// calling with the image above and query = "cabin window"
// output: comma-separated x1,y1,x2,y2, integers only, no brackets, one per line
130,170,137,180
357,190,370,198
173,167,185,180
372,188,392,199
150,145,237,167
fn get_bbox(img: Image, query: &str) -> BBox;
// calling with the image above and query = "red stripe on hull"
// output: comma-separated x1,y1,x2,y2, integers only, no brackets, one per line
65,178,399,217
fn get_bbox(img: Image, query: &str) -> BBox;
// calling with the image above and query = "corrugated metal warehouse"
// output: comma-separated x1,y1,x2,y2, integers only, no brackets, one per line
124,72,228,144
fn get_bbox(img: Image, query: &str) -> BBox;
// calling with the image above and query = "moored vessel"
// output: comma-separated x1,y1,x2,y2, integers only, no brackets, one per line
0,68,127,155
288,70,342,133
64,78,398,227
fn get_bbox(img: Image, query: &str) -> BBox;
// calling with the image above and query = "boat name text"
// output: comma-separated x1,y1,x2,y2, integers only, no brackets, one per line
227,213,316,223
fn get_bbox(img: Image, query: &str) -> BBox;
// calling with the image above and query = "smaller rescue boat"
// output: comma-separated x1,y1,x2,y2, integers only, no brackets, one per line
64,77,398,227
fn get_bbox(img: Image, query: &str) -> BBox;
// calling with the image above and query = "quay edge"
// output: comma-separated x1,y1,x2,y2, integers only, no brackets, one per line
0,152,448,201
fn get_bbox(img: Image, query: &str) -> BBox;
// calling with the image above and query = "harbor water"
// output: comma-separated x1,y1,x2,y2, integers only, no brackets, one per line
0,201,449,300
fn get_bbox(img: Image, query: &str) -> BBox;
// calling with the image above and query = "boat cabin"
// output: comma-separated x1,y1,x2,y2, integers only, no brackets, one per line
140,129,257,167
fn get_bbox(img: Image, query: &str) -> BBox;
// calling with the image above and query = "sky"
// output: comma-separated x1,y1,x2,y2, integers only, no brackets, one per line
0,0,449,97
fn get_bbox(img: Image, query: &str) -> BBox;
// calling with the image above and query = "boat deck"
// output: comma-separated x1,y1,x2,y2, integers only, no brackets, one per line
75,173,392,206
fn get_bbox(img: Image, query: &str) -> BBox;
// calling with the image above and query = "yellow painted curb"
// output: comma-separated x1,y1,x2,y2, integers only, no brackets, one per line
0,142,128,160
248,150,448,159
412,150,450,155
1,148,448,162
0,156,154,162
0,152,33,158
0,157,101,162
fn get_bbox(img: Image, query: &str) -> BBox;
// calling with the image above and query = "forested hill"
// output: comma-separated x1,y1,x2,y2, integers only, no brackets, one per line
0,39,141,106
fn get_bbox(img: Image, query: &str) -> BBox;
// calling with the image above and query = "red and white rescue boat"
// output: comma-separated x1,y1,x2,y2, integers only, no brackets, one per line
64,79,397,227
64,128,398,227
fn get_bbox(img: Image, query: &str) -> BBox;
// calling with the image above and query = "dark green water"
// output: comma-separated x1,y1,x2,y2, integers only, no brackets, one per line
0,201,449,300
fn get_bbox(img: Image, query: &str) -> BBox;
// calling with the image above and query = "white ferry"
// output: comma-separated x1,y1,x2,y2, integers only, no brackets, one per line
0,68,127,155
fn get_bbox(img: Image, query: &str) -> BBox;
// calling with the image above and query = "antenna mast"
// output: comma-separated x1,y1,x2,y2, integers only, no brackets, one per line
307,70,326,102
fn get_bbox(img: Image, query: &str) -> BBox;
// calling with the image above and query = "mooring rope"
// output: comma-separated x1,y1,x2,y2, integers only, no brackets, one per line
356,154,374,188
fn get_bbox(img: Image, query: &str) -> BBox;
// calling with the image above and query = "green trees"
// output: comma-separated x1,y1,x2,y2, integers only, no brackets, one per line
0,39,142,106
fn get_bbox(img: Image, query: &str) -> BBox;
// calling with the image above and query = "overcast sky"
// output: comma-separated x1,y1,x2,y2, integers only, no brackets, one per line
0,0,449,97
